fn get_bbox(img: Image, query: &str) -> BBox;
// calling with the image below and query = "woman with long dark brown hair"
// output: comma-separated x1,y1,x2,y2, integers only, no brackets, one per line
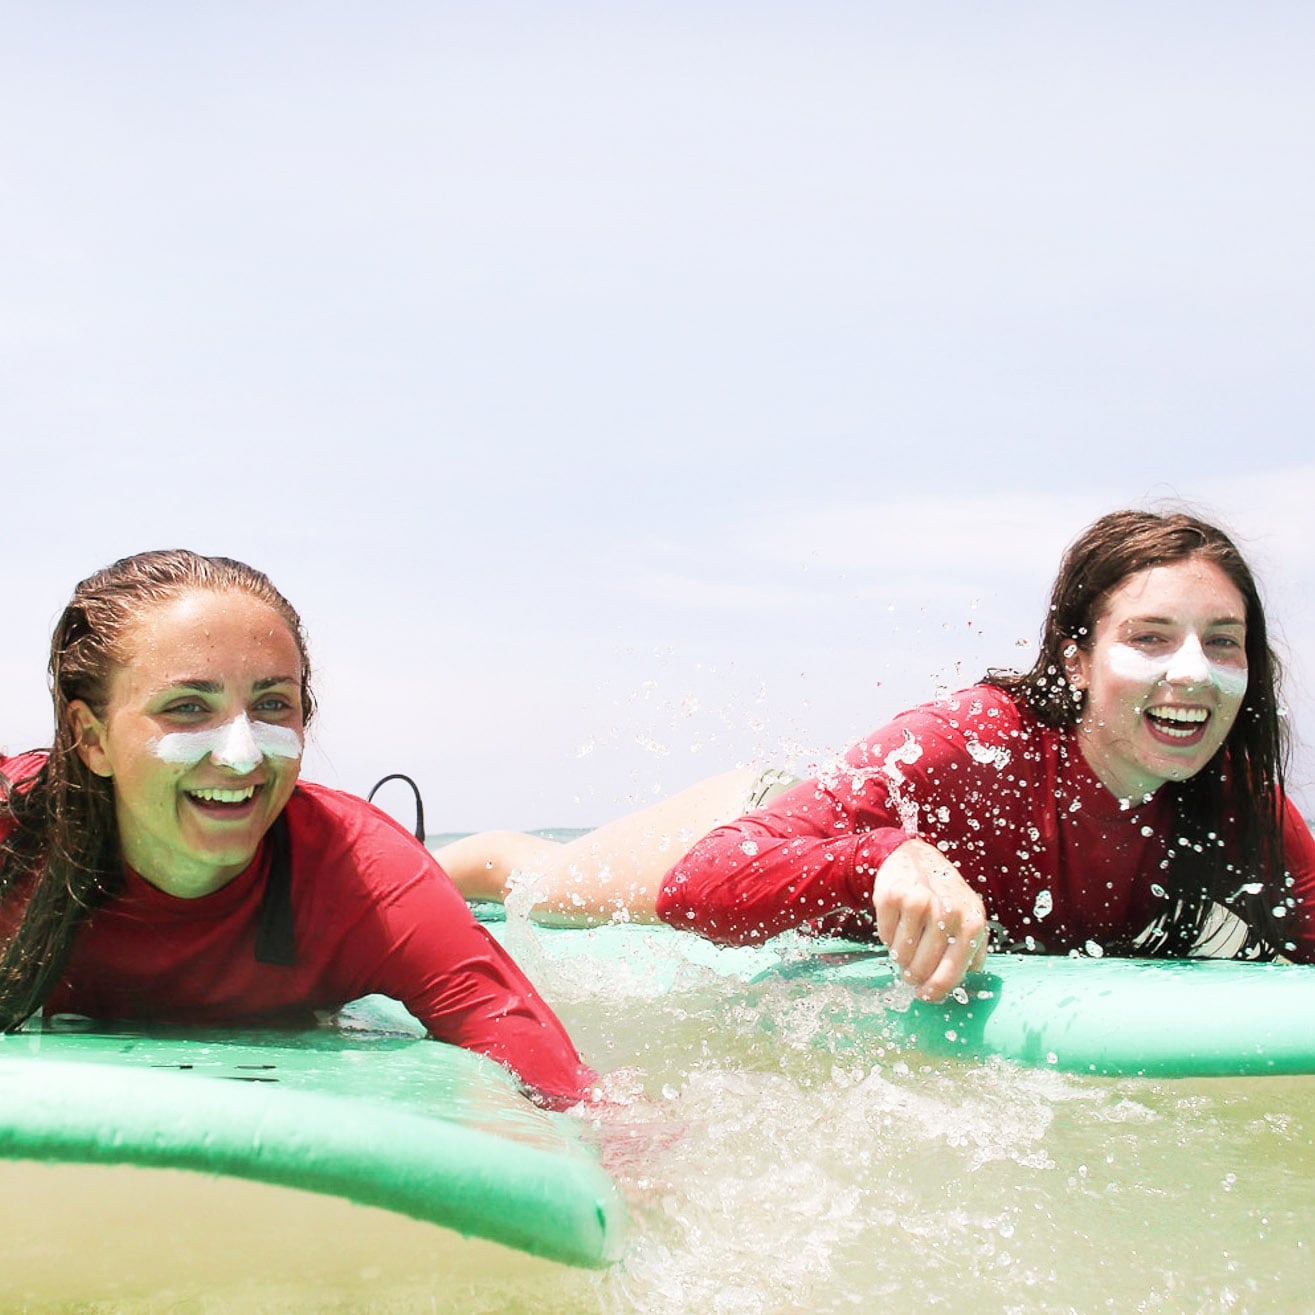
0,550,592,1107
442,509,1315,1001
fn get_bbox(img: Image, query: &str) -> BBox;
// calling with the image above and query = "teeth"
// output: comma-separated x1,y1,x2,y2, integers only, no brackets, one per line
189,787,257,804
1147,707,1209,738
1148,706,1209,724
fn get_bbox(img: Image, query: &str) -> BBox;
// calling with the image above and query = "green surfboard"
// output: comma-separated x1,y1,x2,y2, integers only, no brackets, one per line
0,999,625,1271
486,916,1315,1078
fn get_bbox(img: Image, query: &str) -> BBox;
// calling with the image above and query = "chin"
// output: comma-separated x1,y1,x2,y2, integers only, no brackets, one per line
1158,759,1212,785
187,832,265,868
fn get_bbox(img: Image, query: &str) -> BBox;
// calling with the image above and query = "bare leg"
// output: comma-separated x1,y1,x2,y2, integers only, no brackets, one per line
434,831,565,901
435,767,757,925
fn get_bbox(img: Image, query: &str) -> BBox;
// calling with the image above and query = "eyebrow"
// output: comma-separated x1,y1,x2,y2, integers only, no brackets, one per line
1122,614,1246,629
167,677,300,694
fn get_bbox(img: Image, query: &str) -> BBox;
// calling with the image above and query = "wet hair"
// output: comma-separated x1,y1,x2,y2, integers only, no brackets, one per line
0,550,313,1029
986,509,1290,959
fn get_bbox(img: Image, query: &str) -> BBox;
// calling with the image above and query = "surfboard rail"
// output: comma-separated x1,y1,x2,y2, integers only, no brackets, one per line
760,946,1315,1077
0,1025,626,1269
487,916,1315,1079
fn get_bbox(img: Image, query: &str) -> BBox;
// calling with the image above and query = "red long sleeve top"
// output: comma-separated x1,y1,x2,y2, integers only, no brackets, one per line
1,754,594,1107
657,686,1315,959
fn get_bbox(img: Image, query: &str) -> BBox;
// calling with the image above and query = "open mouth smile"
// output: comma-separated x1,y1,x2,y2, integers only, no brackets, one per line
185,784,263,812
1144,706,1210,741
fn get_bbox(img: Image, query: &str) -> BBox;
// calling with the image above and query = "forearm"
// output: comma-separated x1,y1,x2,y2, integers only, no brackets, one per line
356,871,596,1106
655,821,909,943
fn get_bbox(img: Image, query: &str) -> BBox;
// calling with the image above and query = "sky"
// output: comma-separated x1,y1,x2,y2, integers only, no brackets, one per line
3,3,1313,831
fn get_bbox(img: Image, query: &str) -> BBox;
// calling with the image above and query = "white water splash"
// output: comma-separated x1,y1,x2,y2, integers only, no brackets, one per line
966,738,1012,771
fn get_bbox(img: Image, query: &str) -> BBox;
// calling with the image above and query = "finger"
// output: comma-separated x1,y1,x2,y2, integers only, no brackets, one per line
901,916,949,988
969,927,990,972
887,900,931,970
908,895,988,1000
873,869,914,953
881,883,950,983
917,925,979,1002
874,885,902,954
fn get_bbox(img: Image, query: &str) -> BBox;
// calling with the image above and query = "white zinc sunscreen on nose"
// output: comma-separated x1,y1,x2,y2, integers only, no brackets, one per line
152,716,303,771
1155,632,1213,688
1108,636,1249,698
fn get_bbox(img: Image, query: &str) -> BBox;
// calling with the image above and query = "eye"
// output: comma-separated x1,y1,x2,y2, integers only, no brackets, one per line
253,693,298,718
1206,634,1245,655
161,699,208,718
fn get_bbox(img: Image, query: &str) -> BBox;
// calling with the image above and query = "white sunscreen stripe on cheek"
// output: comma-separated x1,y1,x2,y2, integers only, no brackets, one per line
251,722,304,758
152,717,303,766
1107,642,1248,697
1209,664,1249,699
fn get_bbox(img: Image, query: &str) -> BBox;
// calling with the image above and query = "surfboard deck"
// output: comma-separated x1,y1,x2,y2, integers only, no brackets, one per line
485,914,1315,1078
0,999,625,1271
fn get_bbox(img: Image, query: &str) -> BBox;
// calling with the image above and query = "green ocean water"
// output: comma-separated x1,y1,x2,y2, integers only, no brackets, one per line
495,915,1315,1315
442,830,1313,1314
12,833,1313,1313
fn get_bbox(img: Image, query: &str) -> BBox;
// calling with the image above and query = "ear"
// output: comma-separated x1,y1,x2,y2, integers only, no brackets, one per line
68,700,114,778
1061,638,1089,692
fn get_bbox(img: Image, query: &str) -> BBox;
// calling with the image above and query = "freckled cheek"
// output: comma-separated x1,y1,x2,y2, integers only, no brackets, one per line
1214,696,1246,737
267,761,301,810
113,771,179,828
1087,666,1151,721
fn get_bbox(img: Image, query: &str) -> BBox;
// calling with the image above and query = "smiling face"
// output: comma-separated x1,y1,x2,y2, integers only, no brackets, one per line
69,589,305,898
1064,557,1249,802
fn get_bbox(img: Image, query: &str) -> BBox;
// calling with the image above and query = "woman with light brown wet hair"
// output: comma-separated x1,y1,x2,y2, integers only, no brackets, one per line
442,509,1315,1001
1,550,592,1107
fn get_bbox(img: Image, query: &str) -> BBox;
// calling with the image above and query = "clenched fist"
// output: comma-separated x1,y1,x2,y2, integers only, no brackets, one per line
871,838,988,1001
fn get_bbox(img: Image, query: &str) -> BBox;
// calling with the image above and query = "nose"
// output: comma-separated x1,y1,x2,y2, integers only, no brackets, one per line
210,715,262,773
1164,635,1210,687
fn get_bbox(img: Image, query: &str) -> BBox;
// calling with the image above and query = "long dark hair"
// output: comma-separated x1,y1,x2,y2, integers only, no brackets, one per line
0,550,314,1029
987,509,1290,958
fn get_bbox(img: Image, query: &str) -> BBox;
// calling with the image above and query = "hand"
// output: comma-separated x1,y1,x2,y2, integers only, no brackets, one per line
871,838,988,1002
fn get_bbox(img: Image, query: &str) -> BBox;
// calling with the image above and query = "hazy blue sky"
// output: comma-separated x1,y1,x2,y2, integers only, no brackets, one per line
4,3,1313,829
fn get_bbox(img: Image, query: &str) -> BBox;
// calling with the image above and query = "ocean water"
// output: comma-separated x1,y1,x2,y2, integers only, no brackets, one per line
390,830,1313,1312
7,835,1311,1313
492,914,1314,1315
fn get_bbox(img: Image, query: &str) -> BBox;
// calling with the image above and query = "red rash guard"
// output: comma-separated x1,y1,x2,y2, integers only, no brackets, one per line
0,756,593,1108
657,686,1315,959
